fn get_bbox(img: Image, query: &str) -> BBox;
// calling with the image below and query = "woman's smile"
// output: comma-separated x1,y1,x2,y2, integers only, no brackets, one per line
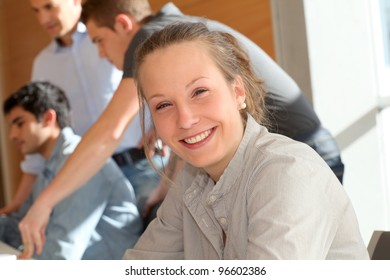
181,127,215,145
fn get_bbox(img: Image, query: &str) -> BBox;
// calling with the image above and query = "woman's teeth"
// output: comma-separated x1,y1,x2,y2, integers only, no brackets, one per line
184,129,212,144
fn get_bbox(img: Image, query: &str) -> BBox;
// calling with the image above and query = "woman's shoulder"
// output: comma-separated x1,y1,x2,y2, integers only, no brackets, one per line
244,123,340,188
243,120,317,168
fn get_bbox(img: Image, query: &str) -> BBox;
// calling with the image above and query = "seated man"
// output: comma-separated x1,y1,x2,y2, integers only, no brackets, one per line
0,81,142,259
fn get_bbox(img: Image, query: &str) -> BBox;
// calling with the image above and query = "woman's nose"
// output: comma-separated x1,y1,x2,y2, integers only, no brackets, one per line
177,105,200,129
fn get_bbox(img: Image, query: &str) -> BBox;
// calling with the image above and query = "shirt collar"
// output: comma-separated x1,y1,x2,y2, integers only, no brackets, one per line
49,22,87,52
44,127,78,170
213,114,260,193
189,114,262,196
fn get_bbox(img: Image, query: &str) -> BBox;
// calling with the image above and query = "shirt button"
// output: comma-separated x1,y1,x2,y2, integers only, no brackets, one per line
219,218,227,225
208,195,217,204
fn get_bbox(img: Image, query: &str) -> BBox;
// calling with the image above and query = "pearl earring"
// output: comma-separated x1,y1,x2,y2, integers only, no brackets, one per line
240,102,247,110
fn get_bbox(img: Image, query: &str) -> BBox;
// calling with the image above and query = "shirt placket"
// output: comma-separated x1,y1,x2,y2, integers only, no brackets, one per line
184,178,225,258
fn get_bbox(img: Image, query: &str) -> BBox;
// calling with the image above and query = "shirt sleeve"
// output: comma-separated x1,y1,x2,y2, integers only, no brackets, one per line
20,154,46,175
245,153,343,259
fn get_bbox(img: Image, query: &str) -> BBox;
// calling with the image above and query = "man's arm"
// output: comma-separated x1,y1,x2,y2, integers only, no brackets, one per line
18,78,139,259
36,181,109,260
0,173,35,215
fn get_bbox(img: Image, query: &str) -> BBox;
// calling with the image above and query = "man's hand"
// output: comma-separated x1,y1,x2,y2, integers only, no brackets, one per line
137,129,169,158
17,202,51,259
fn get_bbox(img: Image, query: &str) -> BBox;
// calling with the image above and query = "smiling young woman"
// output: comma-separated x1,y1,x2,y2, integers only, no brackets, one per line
122,22,369,260
138,41,248,181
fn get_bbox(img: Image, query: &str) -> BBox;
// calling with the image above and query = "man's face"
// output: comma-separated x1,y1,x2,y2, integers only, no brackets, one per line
86,19,129,70
30,0,80,40
6,106,50,156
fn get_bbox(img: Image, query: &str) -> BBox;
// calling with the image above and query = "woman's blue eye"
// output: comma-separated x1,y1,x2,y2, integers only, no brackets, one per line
194,89,206,96
156,103,170,110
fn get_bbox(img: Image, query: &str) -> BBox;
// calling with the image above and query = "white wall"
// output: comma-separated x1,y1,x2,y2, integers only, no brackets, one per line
303,0,390,245
272,0,390,245
271,0,313,104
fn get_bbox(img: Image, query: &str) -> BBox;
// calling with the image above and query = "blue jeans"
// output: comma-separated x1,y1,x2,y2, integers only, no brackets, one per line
0,214,22,250
118,156,168,228
294,126,345,184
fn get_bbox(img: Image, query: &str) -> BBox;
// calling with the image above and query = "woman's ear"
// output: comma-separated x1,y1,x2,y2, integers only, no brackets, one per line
233,75,246,108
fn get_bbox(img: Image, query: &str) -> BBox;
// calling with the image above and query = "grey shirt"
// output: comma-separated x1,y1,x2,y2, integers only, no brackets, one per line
123,115,368,259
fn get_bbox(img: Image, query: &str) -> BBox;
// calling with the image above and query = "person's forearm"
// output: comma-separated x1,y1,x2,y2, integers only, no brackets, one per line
35,122,122,208
0,173,35,214
35,79,139,209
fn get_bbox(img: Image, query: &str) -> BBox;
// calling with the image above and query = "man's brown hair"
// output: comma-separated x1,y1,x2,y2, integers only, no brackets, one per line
81,0,152,30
